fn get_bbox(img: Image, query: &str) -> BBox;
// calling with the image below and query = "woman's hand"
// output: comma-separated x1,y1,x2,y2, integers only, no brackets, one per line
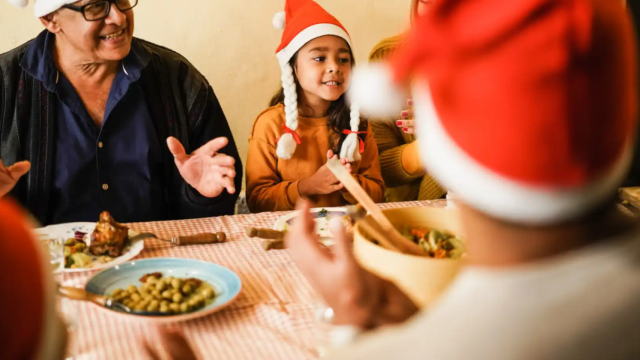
396,99,415,135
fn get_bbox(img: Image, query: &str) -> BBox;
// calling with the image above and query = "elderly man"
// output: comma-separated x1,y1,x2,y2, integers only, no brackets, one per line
286,0,640,359
0,0,241,225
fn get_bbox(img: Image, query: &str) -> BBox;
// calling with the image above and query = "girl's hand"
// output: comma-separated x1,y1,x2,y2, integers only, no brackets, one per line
298,151,353,196
298,151,343,196
341,156,354,174
396,99,415,135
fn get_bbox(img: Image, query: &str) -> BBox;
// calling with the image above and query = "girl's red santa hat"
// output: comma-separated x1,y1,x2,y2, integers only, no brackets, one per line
273,0,363,162
350,0,638,224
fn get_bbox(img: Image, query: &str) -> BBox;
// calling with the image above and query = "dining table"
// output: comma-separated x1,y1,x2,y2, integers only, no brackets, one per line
56,199,449,360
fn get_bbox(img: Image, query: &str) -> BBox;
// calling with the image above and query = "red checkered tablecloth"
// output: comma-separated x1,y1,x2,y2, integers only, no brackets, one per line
58,200,447,360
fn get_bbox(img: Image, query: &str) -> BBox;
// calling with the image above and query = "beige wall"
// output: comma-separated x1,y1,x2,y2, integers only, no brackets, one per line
0,0,412,170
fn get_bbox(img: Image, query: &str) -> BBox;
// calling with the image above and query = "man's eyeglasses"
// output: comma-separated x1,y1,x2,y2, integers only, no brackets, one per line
63,0,138,22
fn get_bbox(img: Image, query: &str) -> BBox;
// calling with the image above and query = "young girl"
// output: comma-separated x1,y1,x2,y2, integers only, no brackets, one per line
246,0,384,213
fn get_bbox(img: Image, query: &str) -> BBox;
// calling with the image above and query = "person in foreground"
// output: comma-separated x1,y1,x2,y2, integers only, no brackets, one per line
287,0,640,358
0,0,242,225
245,0,384,213
0,199,200,360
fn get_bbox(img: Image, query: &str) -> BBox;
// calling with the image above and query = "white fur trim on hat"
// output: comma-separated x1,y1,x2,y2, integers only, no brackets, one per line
273,11,286,30
35,0,76,17
349,63,406,119
414,85,633,225
6,0,78,17
276,23,352,66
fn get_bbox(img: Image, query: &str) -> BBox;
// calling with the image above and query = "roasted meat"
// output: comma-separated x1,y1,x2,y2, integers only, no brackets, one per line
89,211,129,257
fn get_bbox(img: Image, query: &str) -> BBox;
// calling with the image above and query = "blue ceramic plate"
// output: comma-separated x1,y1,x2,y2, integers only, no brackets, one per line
85,258,242,323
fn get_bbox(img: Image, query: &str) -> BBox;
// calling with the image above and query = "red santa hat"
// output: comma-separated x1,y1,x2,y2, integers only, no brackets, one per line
6,0,76,17
273,0,363,162
0,200,66,359
350,0,638,224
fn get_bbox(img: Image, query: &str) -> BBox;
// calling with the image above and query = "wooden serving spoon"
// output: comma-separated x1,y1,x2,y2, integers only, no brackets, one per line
327,158,425,256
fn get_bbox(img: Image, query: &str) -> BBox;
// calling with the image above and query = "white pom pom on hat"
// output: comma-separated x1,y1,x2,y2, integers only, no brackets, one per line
348,63,406,119
272,11,286,30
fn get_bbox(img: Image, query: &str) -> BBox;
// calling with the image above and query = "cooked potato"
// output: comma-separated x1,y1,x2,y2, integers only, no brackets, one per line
171,278,183,290
155,281,167,292
182,284,192,295
147,302,159,312
114,276,214,315
201,288,214,299
179,303,190,313
172,293,183,303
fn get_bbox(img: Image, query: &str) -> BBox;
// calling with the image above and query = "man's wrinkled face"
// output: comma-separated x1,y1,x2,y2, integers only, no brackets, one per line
47,0,135,61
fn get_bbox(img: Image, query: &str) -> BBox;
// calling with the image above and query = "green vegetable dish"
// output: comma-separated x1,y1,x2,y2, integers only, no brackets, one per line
110,273,217,314
63,236,116,269
401,227,466,259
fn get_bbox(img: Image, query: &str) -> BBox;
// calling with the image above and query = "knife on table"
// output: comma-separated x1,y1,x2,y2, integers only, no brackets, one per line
130,232,227,246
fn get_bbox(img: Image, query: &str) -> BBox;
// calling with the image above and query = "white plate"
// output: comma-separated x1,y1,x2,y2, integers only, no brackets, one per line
274,207,350,245
35,222,144,274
